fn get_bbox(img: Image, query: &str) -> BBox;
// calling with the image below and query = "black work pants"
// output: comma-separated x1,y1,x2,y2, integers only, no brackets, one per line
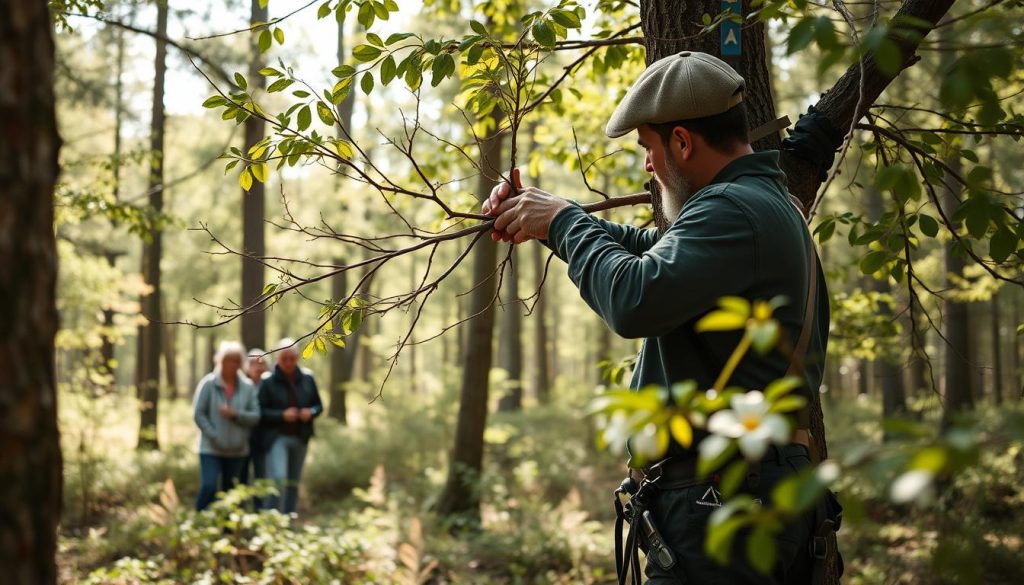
643,444,814,584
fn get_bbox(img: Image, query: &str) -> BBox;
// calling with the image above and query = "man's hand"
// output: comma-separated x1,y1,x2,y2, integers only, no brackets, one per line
219,404,236,420
481,168,571,244
283,407,299,422
299,408,313,422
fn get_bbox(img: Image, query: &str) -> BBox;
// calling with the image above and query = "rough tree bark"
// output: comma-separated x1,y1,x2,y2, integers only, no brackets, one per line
989,291,1003,405
137,0,169,450
531,241,551,404
940,156,975,426
0,0,63,581
436,112,504,522
241,0,268,352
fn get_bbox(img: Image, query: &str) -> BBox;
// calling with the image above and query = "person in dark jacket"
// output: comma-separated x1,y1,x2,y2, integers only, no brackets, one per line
240,348,270,505
258,337,323,514
193,340,260,511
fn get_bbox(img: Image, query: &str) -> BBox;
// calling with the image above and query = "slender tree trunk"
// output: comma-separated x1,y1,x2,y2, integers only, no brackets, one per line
0,0,63,580
241,0,268,352
190,324,199,390
162,300,178,398
532,242,551,404
436,111,504,522
941,155,975,426
101,19,128,380
137,0,169,450
497,246,523,412
327,11,357,422
989,292,1003,405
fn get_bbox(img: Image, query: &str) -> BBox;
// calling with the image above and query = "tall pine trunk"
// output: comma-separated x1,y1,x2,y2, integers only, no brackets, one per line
327,11,358,422
137,0,169,450
241,0,268,352
436,111,503,522
940,154,974,426
0,0,63,580
531,242,551,404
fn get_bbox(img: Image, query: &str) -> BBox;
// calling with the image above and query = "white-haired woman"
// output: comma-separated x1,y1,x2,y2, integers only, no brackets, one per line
193,340,260,511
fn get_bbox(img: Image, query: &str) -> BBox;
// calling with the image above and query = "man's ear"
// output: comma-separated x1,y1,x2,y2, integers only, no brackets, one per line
673,126,694,162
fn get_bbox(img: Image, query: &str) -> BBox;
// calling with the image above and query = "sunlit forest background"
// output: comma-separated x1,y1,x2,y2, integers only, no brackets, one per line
38,0,1024,583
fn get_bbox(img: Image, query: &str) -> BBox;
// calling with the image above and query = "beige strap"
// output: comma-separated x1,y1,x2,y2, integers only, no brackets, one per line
785,242,818,380
749,115,792,144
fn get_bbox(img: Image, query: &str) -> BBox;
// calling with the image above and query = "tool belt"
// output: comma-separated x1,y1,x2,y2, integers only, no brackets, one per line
612,448,843,585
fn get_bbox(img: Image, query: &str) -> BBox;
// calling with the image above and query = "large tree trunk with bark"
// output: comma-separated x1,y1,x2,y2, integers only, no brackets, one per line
241,0,268,352
436,113,504,523
137,0,169,450
0,0,63,580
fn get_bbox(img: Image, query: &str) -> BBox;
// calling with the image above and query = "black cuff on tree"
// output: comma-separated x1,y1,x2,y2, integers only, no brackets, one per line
781,105,846,182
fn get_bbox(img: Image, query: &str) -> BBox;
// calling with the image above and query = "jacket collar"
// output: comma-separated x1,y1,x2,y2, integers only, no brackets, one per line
707,150,787,187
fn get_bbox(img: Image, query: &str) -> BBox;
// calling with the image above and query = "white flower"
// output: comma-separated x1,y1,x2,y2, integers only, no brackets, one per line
706,391,790,461
699,434,732,462
890,469,935,504
631,423,662,460
816,460,841,485
602,411,632,455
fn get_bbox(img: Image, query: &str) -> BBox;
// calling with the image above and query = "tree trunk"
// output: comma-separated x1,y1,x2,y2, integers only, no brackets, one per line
162,300,178,398
327,11,358,422
989,291,1003,405
531,242,551,404
137,0,169,450
0,0,63,580
497,246,523,412
864,188,907,428
435,112,504,522
241,0,268,352
940,156,975,426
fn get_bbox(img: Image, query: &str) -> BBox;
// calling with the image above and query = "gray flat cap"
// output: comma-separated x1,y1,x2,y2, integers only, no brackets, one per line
605,51,745,138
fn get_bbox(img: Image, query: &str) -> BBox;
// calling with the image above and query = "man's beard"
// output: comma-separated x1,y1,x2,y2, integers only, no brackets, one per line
652,157,691,234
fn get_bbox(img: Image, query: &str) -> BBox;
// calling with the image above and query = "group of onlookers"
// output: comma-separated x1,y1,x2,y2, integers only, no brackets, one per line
193,338,323,513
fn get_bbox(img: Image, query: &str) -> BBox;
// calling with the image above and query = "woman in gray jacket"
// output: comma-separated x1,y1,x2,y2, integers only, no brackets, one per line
193,341,260,510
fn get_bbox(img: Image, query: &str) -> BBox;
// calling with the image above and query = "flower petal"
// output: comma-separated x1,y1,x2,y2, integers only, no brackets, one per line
891,469,934,504
762,413,791,444
699,434,732,462
738,431,770,462
708,410,744,438
731,391,768,418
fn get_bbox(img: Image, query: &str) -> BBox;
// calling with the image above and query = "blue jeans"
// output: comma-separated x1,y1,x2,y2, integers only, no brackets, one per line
265,435,308,514
239,448,269,509
195,454,246,511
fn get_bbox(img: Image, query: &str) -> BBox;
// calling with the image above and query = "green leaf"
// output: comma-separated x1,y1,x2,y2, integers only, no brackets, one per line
266,78,294,93
352,44,382,62
385,32,414,45
357,0,375,27
302,340,316,360
918,213,939,237
233,72,247,90
262,282,278,295
316,102,335,126
360,72,375,95
532,21,556,48
786,17,815,55
814,218,836,244
297,105,312,131
551,9,581,28
317,2,331,19
380,55,397,85
470,19,487,35
258,67,281,76
202,95,226,108
747,527,776,575
859,251,888,275
372,0,389,19
768,395,807,414
764,376,803,402
749,320,779,354
366,32,384,47
990,226,1018,262
273,27,285,45
258,29,272,52
332,64,357,78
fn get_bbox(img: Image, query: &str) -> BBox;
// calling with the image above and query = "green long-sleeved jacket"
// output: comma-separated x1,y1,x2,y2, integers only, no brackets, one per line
546,151,829,456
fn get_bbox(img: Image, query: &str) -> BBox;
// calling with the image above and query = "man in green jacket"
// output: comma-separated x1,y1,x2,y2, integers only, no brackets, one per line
484,51,830,584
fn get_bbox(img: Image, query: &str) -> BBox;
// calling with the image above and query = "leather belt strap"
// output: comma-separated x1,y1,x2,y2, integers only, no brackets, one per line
749,115,792,144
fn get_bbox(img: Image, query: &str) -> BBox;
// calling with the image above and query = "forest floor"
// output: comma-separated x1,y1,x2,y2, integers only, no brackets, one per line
56,388,1024,584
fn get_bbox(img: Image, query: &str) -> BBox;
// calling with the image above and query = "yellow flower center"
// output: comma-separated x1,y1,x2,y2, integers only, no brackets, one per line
741,416,761,431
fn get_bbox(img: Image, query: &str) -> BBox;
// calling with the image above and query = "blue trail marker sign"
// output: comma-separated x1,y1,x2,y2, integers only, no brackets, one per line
721,0,742,57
